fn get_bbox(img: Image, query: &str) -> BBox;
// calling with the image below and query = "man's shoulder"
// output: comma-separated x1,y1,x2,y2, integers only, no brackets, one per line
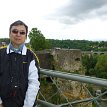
26,48,39,64
0,46,7,52
0,46,7,58
0,46,7,49
26,48,35,55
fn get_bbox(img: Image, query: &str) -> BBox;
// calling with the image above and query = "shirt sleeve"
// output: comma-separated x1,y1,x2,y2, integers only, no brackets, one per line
0,97,2,104
23,60,40,107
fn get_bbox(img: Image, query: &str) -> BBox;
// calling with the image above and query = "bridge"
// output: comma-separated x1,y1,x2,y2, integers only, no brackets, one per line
36,68,107,107
82,51,107,55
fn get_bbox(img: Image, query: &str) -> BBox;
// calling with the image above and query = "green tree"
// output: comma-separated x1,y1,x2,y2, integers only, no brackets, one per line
28,28,51,51
0,38,10,45
82,54,98,75
95,54,107,79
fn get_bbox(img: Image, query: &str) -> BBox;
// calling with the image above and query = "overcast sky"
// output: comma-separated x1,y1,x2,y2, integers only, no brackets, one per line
0,0,107,41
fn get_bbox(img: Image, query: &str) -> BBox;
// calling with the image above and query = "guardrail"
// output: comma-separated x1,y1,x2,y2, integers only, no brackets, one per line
37,68,107,107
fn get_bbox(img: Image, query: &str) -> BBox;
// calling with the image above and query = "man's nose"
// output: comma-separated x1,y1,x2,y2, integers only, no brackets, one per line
17,32,21,36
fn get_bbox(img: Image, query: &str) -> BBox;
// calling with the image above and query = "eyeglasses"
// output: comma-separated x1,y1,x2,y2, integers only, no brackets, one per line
11,29,26,35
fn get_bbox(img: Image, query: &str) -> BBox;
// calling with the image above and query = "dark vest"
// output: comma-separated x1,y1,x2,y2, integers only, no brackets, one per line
0,47,39,107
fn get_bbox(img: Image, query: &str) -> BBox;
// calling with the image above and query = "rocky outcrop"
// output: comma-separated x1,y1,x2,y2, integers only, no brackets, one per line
36,49,92,107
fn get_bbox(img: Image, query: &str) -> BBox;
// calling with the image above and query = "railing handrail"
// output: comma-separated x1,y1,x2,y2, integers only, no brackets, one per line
40,68,107,87
37,99,61,107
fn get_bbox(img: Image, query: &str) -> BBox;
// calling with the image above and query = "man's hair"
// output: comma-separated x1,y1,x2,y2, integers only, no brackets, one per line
9,20,28,36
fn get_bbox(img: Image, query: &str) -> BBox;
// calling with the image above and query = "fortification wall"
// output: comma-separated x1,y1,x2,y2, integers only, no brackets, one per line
36,49,92,107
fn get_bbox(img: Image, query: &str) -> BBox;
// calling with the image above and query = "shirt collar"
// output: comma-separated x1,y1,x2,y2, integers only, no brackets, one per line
7,44,27,55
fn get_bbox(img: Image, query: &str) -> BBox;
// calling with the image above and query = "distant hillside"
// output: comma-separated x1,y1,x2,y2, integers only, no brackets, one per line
48,39,107,51
1,38,107,51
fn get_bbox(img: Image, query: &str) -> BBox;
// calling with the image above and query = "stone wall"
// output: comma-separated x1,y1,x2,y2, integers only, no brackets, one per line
36,49,92,107
36,52,54,69
36,48,82,72
51,49,82,73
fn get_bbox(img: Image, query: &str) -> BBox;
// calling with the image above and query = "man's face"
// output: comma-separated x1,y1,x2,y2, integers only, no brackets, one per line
9,25,27,48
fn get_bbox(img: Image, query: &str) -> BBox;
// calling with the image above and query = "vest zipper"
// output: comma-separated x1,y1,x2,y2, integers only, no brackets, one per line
15,57,16,61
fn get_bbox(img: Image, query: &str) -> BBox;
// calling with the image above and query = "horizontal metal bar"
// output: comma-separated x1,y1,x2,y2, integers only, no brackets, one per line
59,97,94,106
37,99,60,107
40,68,107,87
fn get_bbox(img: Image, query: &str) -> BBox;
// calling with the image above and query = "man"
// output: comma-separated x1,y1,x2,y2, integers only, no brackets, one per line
0,20,40,107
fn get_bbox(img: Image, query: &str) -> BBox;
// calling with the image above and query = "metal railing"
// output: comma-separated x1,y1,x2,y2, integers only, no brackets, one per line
37,68,107,107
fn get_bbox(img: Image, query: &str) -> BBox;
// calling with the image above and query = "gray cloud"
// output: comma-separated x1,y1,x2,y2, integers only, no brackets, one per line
49,0,107,24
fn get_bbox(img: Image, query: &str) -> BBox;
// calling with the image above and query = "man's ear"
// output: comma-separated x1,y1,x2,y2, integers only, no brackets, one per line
26,35,27,39
9,31,11,36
